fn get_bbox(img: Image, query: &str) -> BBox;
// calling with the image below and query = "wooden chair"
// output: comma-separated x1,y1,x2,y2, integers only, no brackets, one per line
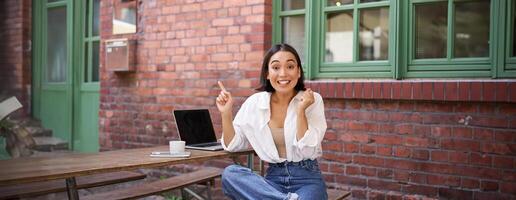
0,171,146,200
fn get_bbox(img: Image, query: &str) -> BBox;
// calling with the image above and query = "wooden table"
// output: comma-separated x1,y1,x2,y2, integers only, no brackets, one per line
0,146,254,200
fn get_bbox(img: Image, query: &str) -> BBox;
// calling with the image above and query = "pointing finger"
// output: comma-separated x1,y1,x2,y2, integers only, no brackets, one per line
217,81,227,92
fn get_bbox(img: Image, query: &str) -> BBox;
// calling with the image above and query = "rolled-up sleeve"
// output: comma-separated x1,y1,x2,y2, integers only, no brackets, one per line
292,93,327,156
221,122,249,152
221,100,251,152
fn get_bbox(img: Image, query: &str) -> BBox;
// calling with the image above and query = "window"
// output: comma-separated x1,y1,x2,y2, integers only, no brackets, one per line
83,0,100,83
507,0,516,71
272,0,515,79
275,0,307,64
407,0,492,77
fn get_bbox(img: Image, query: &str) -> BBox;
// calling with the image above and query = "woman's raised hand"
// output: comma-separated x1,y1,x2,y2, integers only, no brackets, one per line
215,81,233,114
298,88,315,111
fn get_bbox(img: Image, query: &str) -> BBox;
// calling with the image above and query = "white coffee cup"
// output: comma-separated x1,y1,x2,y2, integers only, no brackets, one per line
169,140,186,153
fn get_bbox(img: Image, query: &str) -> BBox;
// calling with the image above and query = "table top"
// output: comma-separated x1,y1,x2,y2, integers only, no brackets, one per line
0,146,253,186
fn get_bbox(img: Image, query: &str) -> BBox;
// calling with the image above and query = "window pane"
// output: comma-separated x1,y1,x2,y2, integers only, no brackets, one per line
513,2,516,57
454,0,490,58
92,41,100,82
327,0,353,7
84,0,89,36
93,0,100,36
47,7,67,83
359,7,389,61
326,12,353,62
84,42,89,82
360,0,387,3
414,2,447,59
282,0,305,11
282,16,305,63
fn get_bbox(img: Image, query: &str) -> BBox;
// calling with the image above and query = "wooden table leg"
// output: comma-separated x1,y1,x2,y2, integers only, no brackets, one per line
65,177,79,200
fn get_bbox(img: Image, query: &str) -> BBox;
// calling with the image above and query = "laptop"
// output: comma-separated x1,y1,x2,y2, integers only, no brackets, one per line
173,109,224,151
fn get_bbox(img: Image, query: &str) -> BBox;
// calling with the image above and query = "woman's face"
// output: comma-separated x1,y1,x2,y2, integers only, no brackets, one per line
267,51,301,94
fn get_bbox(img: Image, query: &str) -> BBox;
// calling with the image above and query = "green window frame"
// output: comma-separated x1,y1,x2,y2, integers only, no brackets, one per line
272,0,516,79
505,0,516,70
81,0,100,84
272,0,310,75
403,0,494,78
318,0,395,78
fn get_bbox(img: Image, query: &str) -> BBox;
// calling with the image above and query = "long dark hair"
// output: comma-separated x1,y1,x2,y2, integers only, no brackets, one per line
256,43,306,92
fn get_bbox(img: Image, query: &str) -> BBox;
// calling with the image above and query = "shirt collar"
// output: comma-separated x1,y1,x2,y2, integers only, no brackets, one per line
258,91,304,110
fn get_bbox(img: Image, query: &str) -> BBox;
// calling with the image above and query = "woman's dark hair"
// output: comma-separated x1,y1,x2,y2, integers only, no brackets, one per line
256,43,306,92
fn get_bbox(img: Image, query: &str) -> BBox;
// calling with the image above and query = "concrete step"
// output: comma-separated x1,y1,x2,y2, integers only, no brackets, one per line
32,137,69,152
9,118,43,127
24,126,53,137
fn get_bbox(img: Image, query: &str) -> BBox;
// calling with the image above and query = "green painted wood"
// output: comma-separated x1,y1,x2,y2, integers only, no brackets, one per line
36,0,73,144
492,0,501,78
391,0,399,79
32,0,42,119
73,0,99,152
272,0,281,45
309,0,321,80
33,0,100,152
405,71,492,78
73,89,99,152
500,0,516,77
398,0,409,79
406,0,495,76
447,0,453,61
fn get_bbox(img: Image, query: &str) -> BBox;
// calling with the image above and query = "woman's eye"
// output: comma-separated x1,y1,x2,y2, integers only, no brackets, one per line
271,66,279,70
287,65,295,69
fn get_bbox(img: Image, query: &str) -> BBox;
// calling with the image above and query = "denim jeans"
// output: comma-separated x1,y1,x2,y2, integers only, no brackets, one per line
221,159,327,200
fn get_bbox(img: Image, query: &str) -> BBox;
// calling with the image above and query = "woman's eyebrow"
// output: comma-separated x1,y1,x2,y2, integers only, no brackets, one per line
269,60,280,64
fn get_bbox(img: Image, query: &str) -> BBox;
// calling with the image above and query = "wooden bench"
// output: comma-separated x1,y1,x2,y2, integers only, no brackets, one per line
81,167,223,200
0,171,146,200
328,188,351,200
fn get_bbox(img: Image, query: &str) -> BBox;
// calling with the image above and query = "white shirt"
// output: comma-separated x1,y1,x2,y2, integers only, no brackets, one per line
221,91,327,163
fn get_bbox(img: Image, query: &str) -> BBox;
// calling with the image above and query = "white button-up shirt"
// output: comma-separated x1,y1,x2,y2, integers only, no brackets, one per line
221,91,327,163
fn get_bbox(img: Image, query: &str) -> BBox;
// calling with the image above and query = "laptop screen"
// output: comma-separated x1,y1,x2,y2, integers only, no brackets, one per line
173,109,217,145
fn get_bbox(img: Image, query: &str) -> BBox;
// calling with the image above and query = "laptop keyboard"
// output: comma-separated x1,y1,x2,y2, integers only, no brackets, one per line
189,142,220,147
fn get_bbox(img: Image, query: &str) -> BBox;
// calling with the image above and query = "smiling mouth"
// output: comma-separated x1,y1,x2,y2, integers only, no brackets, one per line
277,80,291,85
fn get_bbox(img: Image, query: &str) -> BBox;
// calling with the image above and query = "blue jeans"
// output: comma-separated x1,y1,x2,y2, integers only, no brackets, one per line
222,159,328,200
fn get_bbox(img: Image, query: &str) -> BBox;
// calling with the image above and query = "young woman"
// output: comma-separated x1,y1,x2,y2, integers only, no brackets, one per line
215,43,327,200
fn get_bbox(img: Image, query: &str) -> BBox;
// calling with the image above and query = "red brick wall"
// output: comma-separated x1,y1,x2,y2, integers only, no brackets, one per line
99,0,271,149
322,99,515,199
0,0,32,117
99,0,515,199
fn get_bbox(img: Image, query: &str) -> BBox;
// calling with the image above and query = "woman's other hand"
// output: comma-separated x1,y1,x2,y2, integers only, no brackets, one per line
216,81,233,114
298,88,315,111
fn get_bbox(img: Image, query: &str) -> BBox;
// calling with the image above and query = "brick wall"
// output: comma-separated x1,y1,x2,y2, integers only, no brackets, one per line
99,0,515,199
311,81,516,199
322,99,515,199
0,0,32,117
99,0,271,149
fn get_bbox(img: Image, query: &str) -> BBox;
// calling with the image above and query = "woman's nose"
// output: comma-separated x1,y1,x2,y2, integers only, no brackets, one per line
278,67,286,76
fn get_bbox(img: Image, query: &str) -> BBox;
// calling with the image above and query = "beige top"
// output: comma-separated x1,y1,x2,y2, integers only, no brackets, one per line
269,127,286,159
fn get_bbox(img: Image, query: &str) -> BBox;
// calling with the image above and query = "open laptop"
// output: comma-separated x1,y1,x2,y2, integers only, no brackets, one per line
173,109,224,151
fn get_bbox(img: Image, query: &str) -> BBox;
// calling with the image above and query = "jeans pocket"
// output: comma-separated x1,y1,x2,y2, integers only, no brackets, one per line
301,163,321,173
